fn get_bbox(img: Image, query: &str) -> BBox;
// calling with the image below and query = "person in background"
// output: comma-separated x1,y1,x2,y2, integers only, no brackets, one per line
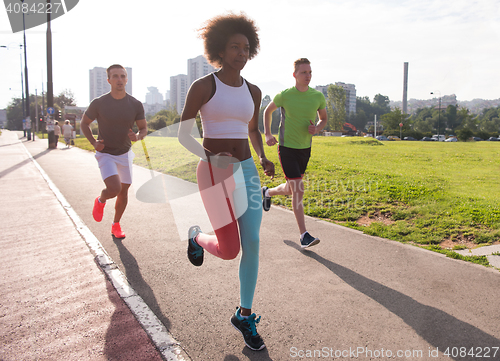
54,121,61,148
263,58,327,248
81,64,147,239
62,120,73,148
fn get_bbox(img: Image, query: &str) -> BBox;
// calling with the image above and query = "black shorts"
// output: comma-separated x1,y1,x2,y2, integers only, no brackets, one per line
278,145,311,179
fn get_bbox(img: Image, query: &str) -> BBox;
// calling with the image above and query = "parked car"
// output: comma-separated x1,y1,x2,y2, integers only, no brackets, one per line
421,137,435,141
376,135,389,141
388,136,400,141
486,137,499,141
445,137,457,142
432,135,446,142
403,136,416,141
473,137,484,141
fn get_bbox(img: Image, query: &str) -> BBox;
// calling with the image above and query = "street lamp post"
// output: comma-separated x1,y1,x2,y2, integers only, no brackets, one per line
21,0,32,141
430,91,441,140
46,0,56,149
0,43,24,130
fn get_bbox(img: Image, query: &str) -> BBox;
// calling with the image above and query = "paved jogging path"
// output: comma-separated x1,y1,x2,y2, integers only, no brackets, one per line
2,129,500,361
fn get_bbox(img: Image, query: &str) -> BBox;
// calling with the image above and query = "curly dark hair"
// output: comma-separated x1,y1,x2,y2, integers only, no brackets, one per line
198,13,260,68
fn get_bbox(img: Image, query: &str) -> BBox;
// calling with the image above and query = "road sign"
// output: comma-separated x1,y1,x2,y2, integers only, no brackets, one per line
47,107,55,115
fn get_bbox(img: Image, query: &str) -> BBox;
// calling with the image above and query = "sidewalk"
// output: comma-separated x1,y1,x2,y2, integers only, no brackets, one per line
0,131,183,361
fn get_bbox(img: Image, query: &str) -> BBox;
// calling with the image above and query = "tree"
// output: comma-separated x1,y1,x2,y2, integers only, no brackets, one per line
457,107,477,132
446,105,459,131
54,89,76,110
429,111,448,134
327,84,346,131
457,128,473,142
412,118,433,134
373,94,391,115
148,114,167,131
380,107,408,134
478,117,500,133
351,108,368,131
6,94,43,130
147,106,181,136
6,97,24,130
414,107,433,122
354,95,391,131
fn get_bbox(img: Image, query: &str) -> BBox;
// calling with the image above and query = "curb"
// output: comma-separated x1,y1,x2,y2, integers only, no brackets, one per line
22,140,191,361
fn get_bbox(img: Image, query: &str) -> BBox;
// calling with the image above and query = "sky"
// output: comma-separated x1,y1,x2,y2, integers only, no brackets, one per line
1,0,499,110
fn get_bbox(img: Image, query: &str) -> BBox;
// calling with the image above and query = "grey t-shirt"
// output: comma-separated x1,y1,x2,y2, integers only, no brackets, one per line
85,93,145,155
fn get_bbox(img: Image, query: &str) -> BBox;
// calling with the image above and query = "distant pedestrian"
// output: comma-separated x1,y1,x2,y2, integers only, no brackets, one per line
62,120,73,148
81,64,147,239
263,58,327,248
54,121,61,148
178,13,274,351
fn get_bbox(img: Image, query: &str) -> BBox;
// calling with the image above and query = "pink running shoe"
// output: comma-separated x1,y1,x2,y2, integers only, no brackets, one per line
92,197,105,222
111,222,126,239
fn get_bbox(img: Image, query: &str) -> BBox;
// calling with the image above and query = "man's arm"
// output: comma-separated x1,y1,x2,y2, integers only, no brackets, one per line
129,118,147,141
264,101,278,146
81,113,104,151
308,108,328,135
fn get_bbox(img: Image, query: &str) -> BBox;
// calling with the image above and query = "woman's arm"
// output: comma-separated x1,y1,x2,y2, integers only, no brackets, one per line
178,77,212,160
247,82,275,179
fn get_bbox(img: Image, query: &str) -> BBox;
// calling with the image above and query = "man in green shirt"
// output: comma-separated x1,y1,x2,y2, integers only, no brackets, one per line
263,58,327,248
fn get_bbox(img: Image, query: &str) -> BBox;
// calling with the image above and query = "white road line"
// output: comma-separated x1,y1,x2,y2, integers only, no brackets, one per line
21,141,190,361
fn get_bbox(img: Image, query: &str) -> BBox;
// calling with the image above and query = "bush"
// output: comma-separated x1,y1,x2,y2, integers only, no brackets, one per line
457,128,473,142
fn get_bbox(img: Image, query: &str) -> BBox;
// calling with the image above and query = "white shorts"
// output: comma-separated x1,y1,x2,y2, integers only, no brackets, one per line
95,150,135,184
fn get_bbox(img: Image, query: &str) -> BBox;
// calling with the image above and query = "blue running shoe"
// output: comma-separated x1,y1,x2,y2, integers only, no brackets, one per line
187,225,203,266
230,307,266,351
300,232,320,248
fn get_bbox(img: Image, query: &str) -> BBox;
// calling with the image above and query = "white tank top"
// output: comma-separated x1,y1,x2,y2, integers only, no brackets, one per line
200,74,255,139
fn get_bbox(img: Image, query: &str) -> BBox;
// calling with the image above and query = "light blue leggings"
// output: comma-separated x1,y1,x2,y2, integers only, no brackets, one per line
196,157,262,309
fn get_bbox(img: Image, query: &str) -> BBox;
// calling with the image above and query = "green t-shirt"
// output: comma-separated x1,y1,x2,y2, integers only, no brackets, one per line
273,87,326,149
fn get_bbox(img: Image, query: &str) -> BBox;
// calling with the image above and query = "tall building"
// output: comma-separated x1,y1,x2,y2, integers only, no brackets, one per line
188,55,216,87
143,86,166,116
315,82,357,115
170,74,188,114
335,82,356,114
168,55,214,114
89,66,132,102
145,86,164,105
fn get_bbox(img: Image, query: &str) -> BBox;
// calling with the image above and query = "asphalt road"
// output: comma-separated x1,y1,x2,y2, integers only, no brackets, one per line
21,133,500,361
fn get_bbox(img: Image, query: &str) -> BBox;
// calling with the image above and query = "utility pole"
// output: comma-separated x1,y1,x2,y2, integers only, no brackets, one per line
46,0,55,148
22,2,31,141
35,90,38,133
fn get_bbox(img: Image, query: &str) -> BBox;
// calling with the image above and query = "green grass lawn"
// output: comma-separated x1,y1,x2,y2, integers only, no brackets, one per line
264,137,500,249
82,134,500,264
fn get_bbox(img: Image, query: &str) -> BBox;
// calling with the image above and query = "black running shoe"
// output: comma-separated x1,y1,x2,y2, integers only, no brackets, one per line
300,232,320,248
262,186,271,212
187,225,203,266
230,308,266,351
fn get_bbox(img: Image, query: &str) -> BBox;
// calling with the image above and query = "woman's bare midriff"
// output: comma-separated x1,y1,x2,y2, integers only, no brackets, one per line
203,138,252,162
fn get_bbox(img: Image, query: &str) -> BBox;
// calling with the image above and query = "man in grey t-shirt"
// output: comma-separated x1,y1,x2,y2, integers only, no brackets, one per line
81,64,147,239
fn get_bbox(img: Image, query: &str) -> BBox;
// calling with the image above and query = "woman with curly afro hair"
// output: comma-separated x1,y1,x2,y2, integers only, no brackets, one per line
178,13,274,351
